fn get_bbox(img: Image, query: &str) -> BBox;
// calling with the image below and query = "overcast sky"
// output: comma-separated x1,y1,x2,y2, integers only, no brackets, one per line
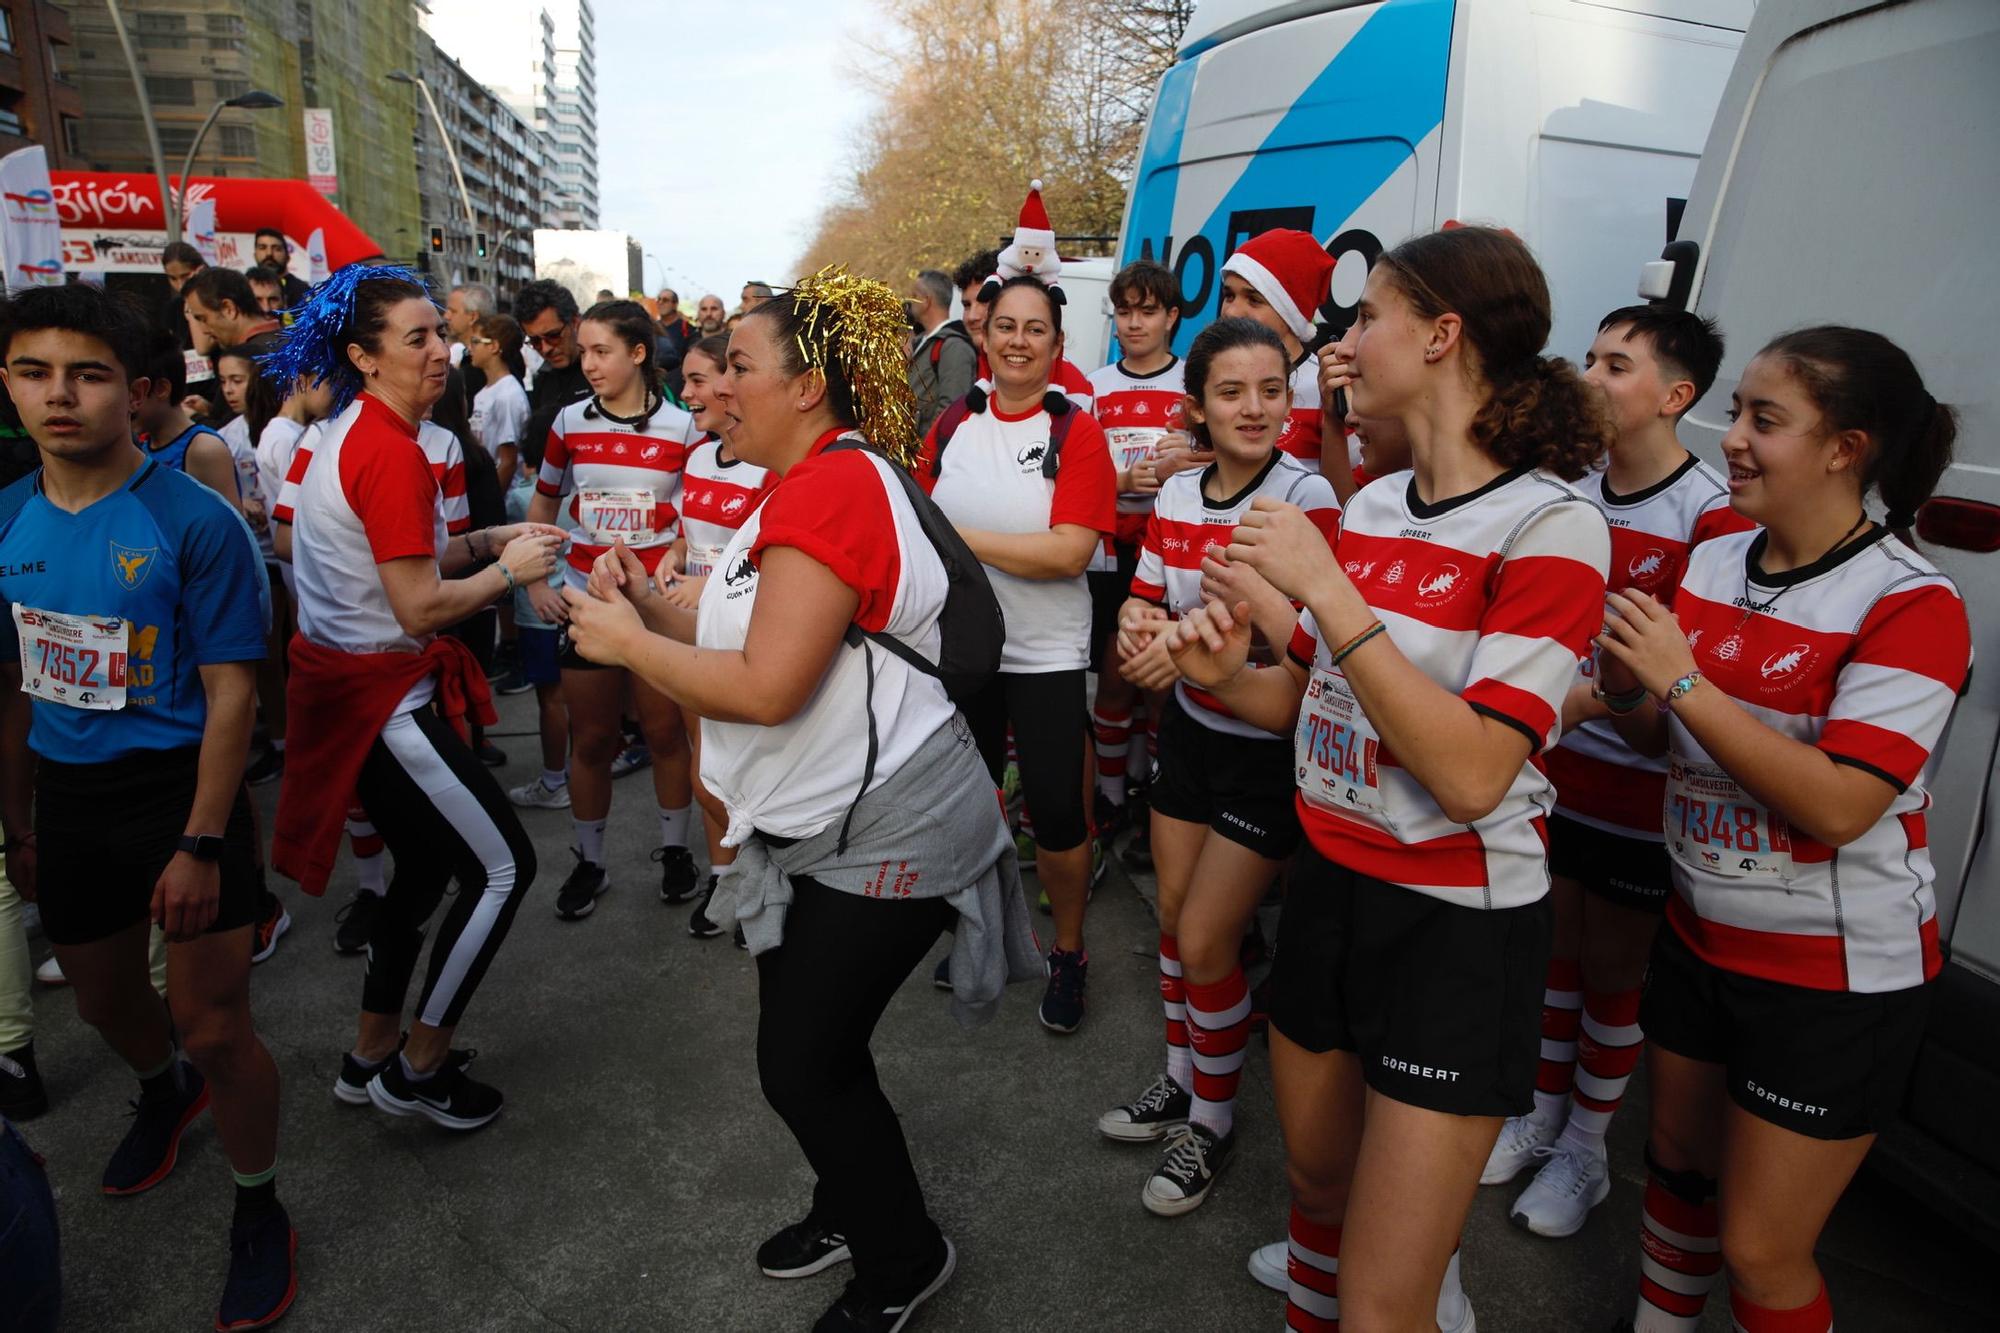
595,0,875,302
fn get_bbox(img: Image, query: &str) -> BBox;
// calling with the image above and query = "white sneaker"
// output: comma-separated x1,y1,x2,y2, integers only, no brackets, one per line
1508,1137,1611,1238
507,777,571,810
1247,1240,1288,1293
1481,1105,1560,1184
34,955,66,987
1438,1291,1478,1333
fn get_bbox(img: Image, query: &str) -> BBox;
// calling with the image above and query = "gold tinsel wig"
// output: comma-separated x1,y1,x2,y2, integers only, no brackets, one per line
784,265,923,469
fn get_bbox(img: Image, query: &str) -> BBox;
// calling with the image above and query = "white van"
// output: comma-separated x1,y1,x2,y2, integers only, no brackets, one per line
1115,0,1750,360
1649,0,2000,1245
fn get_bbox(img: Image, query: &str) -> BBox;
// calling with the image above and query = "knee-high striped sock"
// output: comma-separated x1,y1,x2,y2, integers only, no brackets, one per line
1184,966,1251,1137
1562,985,1644,1152
1287,1207,1341,1331
346,807,385,896
1728,1282,1831,1333
1536,957,1584,1122
1092,704,1132,805
1160,933,1192,1090
1634,1166,1721,1332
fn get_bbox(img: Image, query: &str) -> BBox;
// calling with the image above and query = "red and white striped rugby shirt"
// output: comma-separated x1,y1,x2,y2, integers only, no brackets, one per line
678,436,774,578
536,395,698,585
1131,452,1338,738
1547,457,1753,837
1664,528,1969,993
274,418,468,541
1089,356,1186,548
1274,356,1324,471
1287,468,1609,908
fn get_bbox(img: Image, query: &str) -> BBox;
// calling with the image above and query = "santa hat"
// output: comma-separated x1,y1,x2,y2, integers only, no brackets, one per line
1015,180,1055,251
1221,229,1334,342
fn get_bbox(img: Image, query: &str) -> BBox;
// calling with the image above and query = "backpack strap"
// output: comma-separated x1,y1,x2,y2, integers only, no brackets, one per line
930,395,973,481
1040,394,1075,479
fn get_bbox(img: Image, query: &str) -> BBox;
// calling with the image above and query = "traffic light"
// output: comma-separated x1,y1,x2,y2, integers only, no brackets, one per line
429,227,444,253
475,231,487,258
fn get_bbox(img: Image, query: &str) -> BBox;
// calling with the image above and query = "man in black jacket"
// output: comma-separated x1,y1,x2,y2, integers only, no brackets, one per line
514,281,589,466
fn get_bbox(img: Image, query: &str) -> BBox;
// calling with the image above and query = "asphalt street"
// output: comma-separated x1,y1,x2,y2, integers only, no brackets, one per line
13,690,1992,1331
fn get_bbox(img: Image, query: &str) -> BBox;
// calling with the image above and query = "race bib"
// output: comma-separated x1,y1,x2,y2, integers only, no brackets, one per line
683,545,721,579
13,606,128,710
576,487,657,544
1665,756,1793,880
1107,427,1165,475
1295,666,1386,820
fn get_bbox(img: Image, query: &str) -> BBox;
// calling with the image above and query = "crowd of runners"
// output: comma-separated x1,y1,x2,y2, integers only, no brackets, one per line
0,209,1967,1333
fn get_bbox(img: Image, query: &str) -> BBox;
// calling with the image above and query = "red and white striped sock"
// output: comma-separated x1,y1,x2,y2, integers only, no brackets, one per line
1728,1283,1832,1333
346,806,385,896
1536,957,1584,1122
1287,1207,1341,1331
1160,933,1192,1090
1093,704,1132,805
1184,966,1251,1138
1634,1169,1721,1331
1562,985,1644,1152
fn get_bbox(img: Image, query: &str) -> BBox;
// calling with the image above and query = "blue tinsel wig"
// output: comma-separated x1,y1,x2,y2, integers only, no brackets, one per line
257,262,437,415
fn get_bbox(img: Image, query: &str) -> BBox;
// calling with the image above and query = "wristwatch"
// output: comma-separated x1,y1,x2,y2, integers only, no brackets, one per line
177,833,225,863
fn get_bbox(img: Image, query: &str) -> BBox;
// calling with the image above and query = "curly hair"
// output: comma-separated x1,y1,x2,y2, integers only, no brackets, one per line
1375,226,1611,481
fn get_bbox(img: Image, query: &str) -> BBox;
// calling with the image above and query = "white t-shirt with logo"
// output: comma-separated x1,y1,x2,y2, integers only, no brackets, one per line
696,434,954,842
471,373,530,453
921,402,1117,674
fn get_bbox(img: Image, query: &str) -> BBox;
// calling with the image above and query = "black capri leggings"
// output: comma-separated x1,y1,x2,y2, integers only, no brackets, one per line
960,668,1090,852
353,704,537,1029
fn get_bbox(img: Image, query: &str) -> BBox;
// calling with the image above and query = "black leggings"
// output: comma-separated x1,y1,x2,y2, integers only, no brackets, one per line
960,669,1089,851
353,705,537,1028
757,876,952,1298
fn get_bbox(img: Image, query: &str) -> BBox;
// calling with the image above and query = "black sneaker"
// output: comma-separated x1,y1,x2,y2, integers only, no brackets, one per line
1093,790,1129,839
812,1235,955,1332
931,955,952,991
1096,1073,1189,1142
757,1213,853,1279
244,747,285,787
1038,948,1088,1035
336,1044,472,1106
734,923,748,950
103,1060,209,1195
476,739,508,768
493,670,535,697
332,890,382,956
1142,1123,1235,1217
0,1041,48,1120
556,850,609,920
1121,820,1153,872
688,877,724,938
367,1053,503,1131
653,845,700,903
217,1204,298,1330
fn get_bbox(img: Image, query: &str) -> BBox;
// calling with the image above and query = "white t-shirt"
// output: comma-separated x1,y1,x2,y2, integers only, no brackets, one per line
256,416,314,526
221,415,274,557
696,433,954,842
471,373,530,454
921,402,1117,674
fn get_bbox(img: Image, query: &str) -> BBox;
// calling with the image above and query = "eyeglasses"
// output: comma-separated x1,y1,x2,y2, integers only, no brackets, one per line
523,326,570,349
470,337,495,347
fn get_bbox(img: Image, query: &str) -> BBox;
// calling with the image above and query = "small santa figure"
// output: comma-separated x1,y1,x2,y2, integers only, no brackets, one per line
980,179,1065,306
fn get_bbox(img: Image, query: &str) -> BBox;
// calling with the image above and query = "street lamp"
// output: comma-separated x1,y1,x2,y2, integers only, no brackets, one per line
174,90,284,247
388,68,478,279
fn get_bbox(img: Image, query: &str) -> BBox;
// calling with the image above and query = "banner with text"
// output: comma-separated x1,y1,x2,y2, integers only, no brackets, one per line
0,146,63,288
304,109,338,199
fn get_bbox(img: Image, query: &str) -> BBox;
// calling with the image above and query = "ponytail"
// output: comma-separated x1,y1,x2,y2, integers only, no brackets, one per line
1470,356,1613,483
1762,326,1954,543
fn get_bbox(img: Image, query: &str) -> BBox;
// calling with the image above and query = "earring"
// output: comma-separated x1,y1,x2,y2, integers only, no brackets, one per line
1424,346,1441,363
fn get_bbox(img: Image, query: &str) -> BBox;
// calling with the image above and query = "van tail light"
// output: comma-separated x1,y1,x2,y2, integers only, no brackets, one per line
1916,497,2000,552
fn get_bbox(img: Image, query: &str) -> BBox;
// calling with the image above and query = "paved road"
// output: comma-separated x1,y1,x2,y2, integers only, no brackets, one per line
15,692,1992,1331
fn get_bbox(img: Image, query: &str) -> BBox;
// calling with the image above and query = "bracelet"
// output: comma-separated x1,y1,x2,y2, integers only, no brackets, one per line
1329,620,1386,668
1593,682,1648,715
498,563,517,594
1663,671,1703,706
463,532,476,562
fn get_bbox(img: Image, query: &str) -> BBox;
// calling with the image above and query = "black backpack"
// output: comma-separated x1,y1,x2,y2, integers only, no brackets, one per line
824,435,1003,704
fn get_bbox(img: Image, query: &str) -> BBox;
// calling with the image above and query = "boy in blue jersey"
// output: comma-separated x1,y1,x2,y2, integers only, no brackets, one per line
133,324,245,511
0,286,296,1330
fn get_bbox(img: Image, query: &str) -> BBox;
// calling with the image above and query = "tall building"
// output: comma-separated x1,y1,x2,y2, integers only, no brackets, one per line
0,1,87,168
66,1,421,262
409,33,552,293
423,0,598,229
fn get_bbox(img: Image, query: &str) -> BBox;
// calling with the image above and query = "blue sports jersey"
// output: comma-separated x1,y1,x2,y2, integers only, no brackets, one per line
0,460,268,762
144,423,240,501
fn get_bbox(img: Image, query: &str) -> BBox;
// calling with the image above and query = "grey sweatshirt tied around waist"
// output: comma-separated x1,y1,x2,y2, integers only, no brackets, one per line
704,713,1044,1027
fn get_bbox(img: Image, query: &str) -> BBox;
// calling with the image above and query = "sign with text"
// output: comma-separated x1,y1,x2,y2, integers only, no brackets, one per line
303,108,338,199
0,146,63,288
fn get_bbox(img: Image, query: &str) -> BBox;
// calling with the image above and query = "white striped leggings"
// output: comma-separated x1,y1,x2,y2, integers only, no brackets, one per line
353,706,537,1029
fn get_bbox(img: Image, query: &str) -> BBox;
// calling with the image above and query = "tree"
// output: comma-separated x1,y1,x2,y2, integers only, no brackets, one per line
796,0,1190,283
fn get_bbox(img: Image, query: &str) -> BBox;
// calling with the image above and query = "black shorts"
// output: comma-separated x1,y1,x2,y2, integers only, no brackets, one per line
557,623,612,671
1642,923,1930,1140
1548,813,1672,913
1087,543,1140,674
35,746,260,947
1268,844,1552,1116
1147,693,1301,860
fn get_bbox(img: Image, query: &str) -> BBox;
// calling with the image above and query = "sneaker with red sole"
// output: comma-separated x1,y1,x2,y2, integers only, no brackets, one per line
215,1205,299,1330
102,1061,209,1196
250,893,290,965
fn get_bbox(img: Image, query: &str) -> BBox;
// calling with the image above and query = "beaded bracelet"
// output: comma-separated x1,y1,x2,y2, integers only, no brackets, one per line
1662,671,1703,706
499,564,517,595
1330,620,1386,668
